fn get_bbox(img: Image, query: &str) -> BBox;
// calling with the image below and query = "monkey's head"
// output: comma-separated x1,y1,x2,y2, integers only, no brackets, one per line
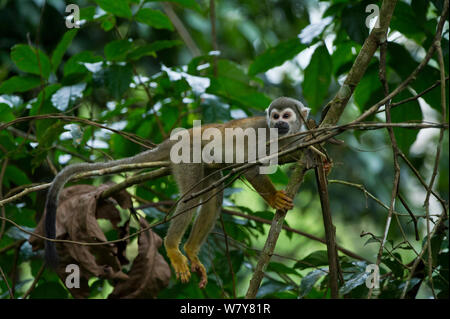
266,97,310,135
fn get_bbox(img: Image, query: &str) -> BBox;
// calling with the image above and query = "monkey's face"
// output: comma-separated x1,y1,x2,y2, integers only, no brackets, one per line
268,107,301,135
266,97,310,135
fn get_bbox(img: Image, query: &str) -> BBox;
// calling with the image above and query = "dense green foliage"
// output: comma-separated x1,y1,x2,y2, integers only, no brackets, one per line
0,0,448,299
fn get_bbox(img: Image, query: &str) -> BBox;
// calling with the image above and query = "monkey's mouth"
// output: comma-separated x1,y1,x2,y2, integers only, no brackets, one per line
274,122,290,135
277,127,289,135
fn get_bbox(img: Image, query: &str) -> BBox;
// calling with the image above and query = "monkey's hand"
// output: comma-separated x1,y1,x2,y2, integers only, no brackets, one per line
184,246,208,289
166,247,191,284
270,190,294,211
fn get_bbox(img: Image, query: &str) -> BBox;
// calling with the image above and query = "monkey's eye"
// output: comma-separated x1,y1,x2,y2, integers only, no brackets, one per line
273,113,280,119
282,113,291,119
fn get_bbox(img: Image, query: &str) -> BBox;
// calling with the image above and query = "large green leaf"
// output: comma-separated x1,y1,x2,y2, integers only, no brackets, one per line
135,8,173,30
340,2,369,45
0,103,15,122
11,44,51,79
299,268,327,298
391,1,427,43
63,51,103,76
94,0,132,19
0,76,41,94
339,270,369,295
51,29,78,73
127,40,182,60
302,45,332,112
353,63,383,112
104,64,133,100
104,39,134,61
207,77,271,110
390,90,422,154
248,38,306,76
294,250,330,270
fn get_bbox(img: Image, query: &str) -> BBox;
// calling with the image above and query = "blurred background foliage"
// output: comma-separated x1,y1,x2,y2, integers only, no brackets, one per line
0,0,448,299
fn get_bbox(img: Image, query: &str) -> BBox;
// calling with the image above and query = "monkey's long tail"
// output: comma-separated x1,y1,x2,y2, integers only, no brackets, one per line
44,146,168,268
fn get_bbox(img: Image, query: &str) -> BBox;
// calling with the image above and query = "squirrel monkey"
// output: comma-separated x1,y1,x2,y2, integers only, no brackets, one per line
44,97,310,288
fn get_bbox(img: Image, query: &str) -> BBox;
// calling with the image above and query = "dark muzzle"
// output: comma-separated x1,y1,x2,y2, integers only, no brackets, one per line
274,121,290,135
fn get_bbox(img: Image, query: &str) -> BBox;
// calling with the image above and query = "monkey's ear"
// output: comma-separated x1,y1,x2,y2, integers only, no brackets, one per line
301,106,311,120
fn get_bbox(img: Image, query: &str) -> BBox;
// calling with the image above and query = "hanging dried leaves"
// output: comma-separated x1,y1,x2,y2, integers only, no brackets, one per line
30,184,171,298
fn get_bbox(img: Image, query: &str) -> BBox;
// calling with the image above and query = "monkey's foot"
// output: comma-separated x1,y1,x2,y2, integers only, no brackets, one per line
184,248,208,289
271,190,294,211
166,248,191,283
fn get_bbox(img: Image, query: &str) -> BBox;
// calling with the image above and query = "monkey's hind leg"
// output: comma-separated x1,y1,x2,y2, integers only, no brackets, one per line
164,164,204,284
184,171,223,289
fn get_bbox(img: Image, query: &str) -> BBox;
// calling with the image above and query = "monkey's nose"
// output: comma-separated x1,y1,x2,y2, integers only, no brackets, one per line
274,121,289,135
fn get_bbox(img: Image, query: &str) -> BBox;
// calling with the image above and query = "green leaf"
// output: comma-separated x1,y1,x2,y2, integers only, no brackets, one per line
127,40,182,60
256,280,293,298
4,165,31,187
80,6,96,21
104,64,133,100
94,0,132,19
299,268,327,298
294,250,330,269
207,77,271,110
51,29,78,73
302,45,332,112
0,103,15,122
353,63,383,112
51,83,87,111
340,3,369,45
339,270,369,295
104,39,134,61
63,51,103,76
135,8,173,30
391,1,427,43
331,42,356,75
11,44,51,79
0,76,41,94
382,253,404,279
391,90,422,154
145,0,202,12
267,262,301,276
100,14,116,31
248,38,306,76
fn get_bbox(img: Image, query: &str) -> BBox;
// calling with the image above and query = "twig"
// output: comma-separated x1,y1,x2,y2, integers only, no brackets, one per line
210,0,218,76
219,214,236,298
99,168,170,199
320,0,398,127
245,154,308,298
378,76,449,112
422,36,447,299
0,161,170,207
0,114,155,150
22,263,45,299
161,2,201,57
397,194,419,241
222,208,370,262
6,126,92,163
0,156,8,240
0,266,14,299
314,161,342,298
369,37,401,299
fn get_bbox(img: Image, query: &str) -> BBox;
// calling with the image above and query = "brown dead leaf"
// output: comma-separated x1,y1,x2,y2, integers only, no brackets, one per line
30,184,170,298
